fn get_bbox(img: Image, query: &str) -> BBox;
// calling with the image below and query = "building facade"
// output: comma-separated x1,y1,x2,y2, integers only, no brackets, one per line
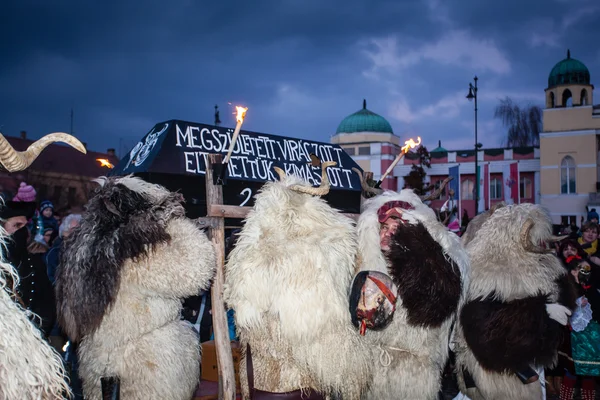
394,145,540,218
539,50,600,226
329,101,541,220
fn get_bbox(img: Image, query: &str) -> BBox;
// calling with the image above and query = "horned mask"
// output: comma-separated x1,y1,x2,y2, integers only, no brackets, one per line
0,132,86,171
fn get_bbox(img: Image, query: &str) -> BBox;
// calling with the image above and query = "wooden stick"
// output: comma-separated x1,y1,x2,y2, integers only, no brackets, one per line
375,152,406,188
223,120,243,165
205,154,236,400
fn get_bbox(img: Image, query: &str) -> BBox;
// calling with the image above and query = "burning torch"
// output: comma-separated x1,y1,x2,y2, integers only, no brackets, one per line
216,105,248,185
374,136,421,188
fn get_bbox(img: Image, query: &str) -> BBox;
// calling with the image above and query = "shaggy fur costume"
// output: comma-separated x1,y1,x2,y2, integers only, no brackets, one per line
0,237,70,399
454,203,577,400
356,190,469,400
224,173,372,400
56,176,216,400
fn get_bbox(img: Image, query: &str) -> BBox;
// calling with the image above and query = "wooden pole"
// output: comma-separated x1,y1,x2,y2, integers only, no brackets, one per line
205,154,236,400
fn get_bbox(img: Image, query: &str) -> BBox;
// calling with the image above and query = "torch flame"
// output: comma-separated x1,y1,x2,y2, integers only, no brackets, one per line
97,158,114,169
401,136,422,154
235,106,248,123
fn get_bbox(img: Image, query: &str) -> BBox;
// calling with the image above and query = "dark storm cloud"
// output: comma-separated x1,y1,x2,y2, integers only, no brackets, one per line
1,0,599,154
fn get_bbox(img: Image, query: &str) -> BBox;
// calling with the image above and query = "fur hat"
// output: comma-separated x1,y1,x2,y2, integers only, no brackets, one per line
40,200,54,213
13,182,36,202
0,201,36,220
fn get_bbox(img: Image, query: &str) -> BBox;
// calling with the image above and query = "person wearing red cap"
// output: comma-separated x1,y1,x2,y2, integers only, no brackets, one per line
377,201,406,252
355,190,470,400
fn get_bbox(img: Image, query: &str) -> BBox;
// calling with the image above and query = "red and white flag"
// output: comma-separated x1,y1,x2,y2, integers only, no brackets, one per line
480,163,489,211
503,162,519,205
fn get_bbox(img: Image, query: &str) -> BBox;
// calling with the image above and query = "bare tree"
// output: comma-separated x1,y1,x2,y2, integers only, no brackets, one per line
494,97,542,147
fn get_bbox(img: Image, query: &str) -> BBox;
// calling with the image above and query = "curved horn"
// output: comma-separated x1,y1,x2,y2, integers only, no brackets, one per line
421,176,453,201
520,218,552,253
273,166,287,181
549,235,568,242
352,167,383,197
0,132,86,172
289,161,337,196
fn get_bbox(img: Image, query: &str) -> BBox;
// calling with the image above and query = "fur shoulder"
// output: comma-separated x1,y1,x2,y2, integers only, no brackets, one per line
461,294,563,372
56,176,186,341
465,204,565,302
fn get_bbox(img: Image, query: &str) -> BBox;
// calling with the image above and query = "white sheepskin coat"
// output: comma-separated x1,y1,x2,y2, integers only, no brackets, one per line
78,216,216,400
454,203,567,400
0,249,70,399
224,175,372,400
357,190,470,400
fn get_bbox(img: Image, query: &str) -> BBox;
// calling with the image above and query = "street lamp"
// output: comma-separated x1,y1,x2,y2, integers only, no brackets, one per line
466,76,480,215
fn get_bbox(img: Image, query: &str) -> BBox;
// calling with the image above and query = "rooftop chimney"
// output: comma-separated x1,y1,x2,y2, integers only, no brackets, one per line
107,148,116,156
20,131,27,139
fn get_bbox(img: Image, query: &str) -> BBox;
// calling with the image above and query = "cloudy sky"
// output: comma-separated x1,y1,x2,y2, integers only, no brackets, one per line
2,0,599,156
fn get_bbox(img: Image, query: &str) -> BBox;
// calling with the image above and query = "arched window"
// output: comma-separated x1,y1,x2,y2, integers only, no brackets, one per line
581,89,588,106
561,156,576,194
549,92,555,108
490,178,502,200
461,179,474,200
520,177,532,199
562,89,573,107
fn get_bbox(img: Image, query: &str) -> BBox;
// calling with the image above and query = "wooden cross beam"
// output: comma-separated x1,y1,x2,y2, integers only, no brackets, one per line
204,154,236,400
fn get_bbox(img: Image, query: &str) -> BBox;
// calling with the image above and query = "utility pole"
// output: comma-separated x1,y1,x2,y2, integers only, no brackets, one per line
466,76,480,215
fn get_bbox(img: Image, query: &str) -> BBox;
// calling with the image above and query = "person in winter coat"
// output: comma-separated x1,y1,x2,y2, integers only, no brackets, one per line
46,213,81,284
21,240,56,337
546,239,589,399
561,256,600,400
1,201,56,338
578,222,599,258
32,200,59,240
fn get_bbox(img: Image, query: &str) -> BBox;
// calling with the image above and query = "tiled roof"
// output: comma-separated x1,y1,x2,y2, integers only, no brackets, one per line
5,136,120,177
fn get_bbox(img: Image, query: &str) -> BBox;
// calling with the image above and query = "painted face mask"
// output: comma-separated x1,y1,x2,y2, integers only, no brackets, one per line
349,270,399,335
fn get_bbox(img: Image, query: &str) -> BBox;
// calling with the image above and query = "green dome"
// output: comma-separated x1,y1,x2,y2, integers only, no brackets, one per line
336,100,394,134
548,50,590,88
431,140,447,153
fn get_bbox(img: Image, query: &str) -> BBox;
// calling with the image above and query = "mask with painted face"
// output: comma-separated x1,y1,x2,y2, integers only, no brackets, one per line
349,270,399,335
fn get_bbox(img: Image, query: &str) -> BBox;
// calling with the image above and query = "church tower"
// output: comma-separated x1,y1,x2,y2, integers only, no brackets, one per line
540,50,600,226
545,49,593,108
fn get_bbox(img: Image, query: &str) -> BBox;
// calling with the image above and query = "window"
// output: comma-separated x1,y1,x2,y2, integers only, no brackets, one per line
37,184,48,200
562,89,573,107
520,177,532,199
581,89,588,106
344,147,356,156
461,179,474,200
561,156,576,194
53,185,62,202
358,146,370,156
561,215,577,226
490,178,502,200
549,92,555,108
68,187,77,205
